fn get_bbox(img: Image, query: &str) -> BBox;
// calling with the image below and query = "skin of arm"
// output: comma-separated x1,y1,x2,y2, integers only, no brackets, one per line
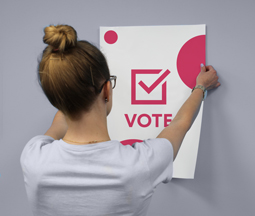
43,64,220,157
157,64,220,160
44,111,68,140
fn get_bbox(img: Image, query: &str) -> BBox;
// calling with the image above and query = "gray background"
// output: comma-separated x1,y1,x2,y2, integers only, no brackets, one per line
1,0,254,215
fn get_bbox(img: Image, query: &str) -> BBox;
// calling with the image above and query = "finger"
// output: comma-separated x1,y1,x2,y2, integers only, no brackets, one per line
211,82,220,89
200,63,206,72
205,65,215,71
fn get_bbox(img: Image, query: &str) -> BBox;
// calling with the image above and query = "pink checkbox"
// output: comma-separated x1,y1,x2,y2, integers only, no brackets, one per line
131,69,170,105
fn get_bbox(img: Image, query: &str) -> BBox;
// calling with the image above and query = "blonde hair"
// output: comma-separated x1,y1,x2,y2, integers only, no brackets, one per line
38,25,110,119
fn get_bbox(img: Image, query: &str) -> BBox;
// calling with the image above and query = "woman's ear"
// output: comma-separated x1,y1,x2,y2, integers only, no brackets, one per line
103,80,112,102
103,80,113,115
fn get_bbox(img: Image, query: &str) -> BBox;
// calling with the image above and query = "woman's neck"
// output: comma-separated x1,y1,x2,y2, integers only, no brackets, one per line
63,102,110,144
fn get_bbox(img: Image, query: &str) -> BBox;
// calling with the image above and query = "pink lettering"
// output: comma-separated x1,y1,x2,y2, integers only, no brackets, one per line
138,114,151,128
124,113,172,128
124,114,137,127
152,114,162,127
164,114,172,127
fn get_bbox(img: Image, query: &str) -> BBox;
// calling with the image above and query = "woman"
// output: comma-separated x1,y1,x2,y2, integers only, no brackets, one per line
20,24,220,216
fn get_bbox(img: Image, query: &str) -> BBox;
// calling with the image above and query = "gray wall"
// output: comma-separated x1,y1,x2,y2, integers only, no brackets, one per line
1,0,254,215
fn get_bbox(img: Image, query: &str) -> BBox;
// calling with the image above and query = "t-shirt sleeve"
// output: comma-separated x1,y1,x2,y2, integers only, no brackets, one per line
20,135,55,172
132,138,174,188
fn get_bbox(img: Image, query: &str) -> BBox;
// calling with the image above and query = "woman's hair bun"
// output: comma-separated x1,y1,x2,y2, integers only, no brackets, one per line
43,25,77,52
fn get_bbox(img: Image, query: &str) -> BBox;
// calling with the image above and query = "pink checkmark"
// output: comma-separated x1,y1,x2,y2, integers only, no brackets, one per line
131,69,171,105
138,69,170,94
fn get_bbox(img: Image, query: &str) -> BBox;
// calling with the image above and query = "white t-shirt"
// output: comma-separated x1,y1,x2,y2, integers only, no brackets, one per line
20,135,173,216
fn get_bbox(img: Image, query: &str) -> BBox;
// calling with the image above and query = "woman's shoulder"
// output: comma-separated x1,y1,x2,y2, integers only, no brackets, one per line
28,134,55,142
20,135,55,163
129,138,174,186
25,135,55,149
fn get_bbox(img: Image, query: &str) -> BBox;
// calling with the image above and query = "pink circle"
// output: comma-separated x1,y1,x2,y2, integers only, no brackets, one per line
120,139,143,146
104,30,118,44
177,35,206,89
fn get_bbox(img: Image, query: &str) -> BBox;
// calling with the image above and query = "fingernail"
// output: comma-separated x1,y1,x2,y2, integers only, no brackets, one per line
201,63,204,67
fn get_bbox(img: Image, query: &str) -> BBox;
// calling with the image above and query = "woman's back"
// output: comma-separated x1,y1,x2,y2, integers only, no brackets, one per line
21,135,173,216
20,24,219,216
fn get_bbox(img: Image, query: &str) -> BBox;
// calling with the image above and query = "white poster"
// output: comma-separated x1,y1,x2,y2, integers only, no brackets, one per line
100,25,206,179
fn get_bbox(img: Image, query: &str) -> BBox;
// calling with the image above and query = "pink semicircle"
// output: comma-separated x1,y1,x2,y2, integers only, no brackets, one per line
177,35,206,89
120,139,143,146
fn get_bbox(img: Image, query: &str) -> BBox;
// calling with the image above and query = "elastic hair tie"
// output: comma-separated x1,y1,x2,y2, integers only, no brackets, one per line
53,48,59,51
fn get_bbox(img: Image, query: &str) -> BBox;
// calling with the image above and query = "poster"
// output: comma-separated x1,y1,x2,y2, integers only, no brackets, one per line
100,25,206,179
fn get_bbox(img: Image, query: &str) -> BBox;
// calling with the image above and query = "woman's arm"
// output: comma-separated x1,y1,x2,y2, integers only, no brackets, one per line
44,110,68,140
157,64,220,160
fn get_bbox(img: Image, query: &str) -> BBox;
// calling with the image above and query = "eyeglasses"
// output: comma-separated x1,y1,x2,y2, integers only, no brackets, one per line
98,75,117,93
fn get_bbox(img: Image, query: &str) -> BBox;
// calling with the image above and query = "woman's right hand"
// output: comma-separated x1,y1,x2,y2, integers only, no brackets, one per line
196,64,221,90
157,64,221,159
